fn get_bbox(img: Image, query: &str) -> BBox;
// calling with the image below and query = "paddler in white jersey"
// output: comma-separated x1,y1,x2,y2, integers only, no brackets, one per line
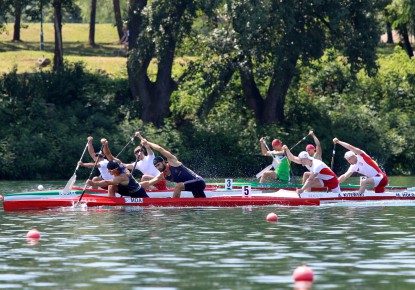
333,138,389,194
86,138,163,197
78,136,114,189
124,132,167,190
283,146,340,195
302,130,322,184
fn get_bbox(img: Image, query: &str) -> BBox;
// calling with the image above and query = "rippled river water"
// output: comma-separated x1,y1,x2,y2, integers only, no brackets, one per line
1,177,415,289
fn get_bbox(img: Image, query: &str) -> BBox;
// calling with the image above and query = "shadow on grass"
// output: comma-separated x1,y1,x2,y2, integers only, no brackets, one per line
0,41,126,57
376,43,399,56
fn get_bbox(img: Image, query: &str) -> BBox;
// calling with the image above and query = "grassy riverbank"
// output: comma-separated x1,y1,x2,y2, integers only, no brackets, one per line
0,23,398,77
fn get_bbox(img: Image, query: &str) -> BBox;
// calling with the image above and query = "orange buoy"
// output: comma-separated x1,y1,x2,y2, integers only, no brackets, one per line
26,227,41,239
266,212,278,222
293,264,314,283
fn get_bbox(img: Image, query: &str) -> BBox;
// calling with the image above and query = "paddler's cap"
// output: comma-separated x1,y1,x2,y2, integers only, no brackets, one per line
344,151,356,159
271,139,282,147
153,156,164,166
298,151,313,160
107,160,120,170
306,144,316,151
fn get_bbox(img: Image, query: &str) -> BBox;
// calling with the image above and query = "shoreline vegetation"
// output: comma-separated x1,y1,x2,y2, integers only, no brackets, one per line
0,24,414,180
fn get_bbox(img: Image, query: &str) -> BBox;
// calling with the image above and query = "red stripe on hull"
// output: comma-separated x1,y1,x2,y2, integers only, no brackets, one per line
2,194,319,211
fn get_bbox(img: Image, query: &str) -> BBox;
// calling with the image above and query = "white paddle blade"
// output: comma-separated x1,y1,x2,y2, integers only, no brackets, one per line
62,174,76,195
255,164,273,179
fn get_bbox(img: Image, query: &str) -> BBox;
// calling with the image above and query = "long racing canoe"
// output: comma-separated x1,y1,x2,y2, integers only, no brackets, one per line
1,186,268,201
259,189,415,202
2,194,320,211
208,180,409,192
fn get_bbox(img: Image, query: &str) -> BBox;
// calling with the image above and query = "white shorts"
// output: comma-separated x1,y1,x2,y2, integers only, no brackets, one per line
361,175,383,187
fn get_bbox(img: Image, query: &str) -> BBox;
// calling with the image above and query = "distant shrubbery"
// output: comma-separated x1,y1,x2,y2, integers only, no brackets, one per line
0,47,414,180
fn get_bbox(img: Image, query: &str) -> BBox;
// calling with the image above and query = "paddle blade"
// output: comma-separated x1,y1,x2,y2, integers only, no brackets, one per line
62,174,76,195
255,164,273,179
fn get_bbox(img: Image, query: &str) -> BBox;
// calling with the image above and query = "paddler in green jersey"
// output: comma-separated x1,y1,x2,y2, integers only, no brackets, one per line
259,137,290,183
303,130,322,184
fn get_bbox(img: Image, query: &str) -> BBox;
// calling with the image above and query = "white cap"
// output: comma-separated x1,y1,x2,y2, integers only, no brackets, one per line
344,151,355,159
298,151,313,160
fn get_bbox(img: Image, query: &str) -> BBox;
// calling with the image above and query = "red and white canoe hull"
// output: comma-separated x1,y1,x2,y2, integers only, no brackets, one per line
2,186,268,201
2,194,319,211
260,189,415,202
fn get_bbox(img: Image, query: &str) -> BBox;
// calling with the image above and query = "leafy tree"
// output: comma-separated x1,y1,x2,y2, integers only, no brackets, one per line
52,0,64,70
88,0,97,46
190,0,381,125
0,0,37,41
113,0,124,40
386,0,415,57
49,0,78,69
126,0,222,126
0,0,12,32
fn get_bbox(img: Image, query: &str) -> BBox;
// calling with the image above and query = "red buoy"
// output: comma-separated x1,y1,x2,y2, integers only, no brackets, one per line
26,227,41,239
266,212,278,222
293,264,314,282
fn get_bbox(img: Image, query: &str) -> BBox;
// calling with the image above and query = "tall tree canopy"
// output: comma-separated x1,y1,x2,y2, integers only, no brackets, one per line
127,0,221,126
386,0,415,58
127,0,381,126
193,0,381,125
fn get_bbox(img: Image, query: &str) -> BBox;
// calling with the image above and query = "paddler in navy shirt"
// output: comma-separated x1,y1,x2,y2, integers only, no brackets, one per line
140,136,206,198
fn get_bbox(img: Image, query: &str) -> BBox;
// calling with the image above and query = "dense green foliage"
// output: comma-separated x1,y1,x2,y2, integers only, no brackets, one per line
1,0,414,180
0,46,414,180
0,62,130,179
127,0,381,125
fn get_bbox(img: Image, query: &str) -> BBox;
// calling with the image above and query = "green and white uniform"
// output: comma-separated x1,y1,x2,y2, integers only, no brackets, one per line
274,155,290,182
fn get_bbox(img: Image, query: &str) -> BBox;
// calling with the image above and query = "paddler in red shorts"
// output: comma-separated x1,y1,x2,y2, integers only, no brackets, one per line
283,146,340,196
333,138,388,193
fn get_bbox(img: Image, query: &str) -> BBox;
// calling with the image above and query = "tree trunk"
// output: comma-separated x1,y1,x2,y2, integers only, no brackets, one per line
241,54,299,124
239,62,264,117
88,0,97,46
127,0,182,126
127,40,177,125
53,0,64,70
113,0,123,40
12,0,22,42
386,22,393,44
196,60,236,118
401,25,414,58
266,53,299,123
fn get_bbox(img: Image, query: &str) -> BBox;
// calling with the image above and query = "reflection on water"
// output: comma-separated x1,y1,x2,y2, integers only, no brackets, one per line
1,178,415,289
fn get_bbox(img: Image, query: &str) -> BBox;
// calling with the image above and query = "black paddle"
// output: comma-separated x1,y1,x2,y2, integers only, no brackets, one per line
130,146,142,178
115,134,136,158
76,145,104,205
289,134,308,151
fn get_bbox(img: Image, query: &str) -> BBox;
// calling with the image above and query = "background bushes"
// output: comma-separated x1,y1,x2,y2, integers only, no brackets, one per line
0,47,414,180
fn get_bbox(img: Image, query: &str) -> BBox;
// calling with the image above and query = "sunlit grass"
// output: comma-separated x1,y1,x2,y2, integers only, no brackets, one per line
0,23,129,75
1,23,400,76
0,23,195,77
